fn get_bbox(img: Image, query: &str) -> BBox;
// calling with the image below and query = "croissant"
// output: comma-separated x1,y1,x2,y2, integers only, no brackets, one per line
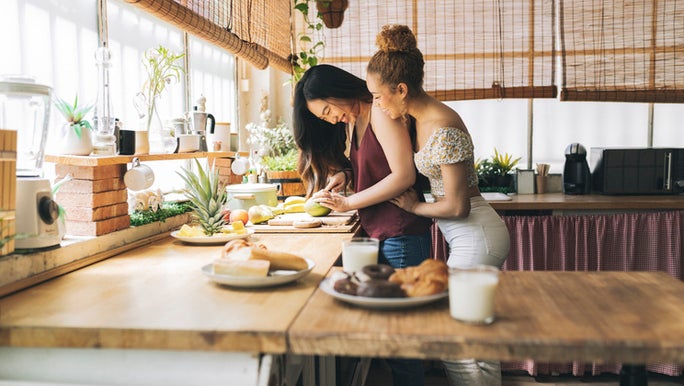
388,259,449,297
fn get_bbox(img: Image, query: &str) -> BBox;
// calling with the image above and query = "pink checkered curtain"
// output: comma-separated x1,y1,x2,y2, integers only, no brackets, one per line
431,220,449,262
500,210,684,377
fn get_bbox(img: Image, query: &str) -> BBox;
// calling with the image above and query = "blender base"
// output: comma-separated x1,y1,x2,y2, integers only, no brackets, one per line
15,178,63,249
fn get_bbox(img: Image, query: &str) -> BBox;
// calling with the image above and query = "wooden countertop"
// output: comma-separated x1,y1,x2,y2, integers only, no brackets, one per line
4,231,684,365
0,233,351,354
289,270,684,363
487,193,684,211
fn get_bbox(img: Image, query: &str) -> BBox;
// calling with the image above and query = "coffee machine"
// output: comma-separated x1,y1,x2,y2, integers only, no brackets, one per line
0,76,63,249
563,142,592,195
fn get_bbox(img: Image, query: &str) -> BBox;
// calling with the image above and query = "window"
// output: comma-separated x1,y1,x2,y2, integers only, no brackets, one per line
1,0,237,193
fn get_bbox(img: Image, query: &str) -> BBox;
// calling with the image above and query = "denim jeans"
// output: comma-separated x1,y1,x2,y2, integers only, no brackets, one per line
380,232,432,269
379,232,432,386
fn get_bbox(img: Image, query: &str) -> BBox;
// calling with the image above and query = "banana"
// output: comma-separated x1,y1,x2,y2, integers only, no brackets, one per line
268,204,286,215
285,203,305,213
283,196,306,206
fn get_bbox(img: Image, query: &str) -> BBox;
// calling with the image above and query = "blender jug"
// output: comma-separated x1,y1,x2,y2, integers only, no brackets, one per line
0,75,63,249
0,76,51,177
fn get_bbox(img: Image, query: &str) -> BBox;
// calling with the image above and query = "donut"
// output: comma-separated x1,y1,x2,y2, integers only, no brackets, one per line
333,277,358,295
361,264,395,280
356,279,405,298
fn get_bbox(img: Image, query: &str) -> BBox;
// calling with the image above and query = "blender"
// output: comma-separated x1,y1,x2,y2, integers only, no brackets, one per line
0,76,62,249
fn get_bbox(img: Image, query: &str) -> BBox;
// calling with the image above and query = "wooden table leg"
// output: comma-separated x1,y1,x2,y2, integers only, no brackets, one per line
619,364,648,386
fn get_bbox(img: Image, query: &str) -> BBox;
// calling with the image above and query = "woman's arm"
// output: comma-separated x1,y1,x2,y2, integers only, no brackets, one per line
316,105,416,212
392,162,471,219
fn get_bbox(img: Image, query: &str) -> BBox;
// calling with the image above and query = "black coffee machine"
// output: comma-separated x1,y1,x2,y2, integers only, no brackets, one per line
563,143,591,194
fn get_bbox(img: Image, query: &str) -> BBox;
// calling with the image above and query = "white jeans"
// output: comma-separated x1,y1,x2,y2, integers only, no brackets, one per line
438,196,510,386
437,196,510,269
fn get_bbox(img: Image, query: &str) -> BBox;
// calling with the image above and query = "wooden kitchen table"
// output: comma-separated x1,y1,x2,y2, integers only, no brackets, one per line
0,233,351,385
289,270,684,386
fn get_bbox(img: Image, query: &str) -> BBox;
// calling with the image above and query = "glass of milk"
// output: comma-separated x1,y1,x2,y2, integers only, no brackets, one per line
448,265,500,324
342,237,379,273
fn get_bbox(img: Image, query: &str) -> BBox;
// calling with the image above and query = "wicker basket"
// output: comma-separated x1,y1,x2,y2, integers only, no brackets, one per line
266,170,306,200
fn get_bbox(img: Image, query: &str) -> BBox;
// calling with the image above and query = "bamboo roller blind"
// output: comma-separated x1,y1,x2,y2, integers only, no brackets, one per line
318,0,557,101
560,0,684,103
124,0,292,72
126,0,683,103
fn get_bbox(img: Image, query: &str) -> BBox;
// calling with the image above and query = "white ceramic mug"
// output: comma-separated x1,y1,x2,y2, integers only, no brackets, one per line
124,157,155,191
230,156,250,176
341,237,379,274
448,264,500,324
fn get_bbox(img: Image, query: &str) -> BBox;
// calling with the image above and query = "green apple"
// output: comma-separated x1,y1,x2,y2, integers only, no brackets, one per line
304,198,332,217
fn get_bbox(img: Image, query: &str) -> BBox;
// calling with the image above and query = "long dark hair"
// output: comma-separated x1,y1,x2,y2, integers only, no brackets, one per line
293,65,373,195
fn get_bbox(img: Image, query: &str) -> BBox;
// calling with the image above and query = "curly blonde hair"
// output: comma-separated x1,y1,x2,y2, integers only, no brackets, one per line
367,24,424,96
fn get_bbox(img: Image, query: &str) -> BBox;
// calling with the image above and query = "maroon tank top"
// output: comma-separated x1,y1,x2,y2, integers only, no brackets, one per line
349,124,432,240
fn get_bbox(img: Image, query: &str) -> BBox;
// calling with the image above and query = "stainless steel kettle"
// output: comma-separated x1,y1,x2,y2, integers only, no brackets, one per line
190,110,215,151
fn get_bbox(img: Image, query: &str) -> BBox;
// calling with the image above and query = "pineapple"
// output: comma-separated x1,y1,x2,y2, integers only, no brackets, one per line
177,159,227,236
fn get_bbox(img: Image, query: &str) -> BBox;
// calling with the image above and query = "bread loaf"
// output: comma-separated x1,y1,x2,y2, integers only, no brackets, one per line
213,259,270,277
248,247,309,271
221,239,308,271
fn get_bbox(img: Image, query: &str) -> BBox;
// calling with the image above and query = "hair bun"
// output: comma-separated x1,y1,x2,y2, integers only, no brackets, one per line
376,24,417,53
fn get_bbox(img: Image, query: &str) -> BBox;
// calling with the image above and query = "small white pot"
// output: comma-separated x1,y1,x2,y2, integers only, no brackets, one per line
60,123,93,156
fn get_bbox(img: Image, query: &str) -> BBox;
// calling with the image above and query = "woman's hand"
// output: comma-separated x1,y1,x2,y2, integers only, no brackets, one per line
390,188,420,213
312,189,352,212
324,170,348,193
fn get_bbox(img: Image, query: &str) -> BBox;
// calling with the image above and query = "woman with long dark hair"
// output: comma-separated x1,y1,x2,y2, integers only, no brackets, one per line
293,64,433,386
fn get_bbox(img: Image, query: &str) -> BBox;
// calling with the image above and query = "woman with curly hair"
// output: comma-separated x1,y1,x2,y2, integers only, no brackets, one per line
366,24,511,386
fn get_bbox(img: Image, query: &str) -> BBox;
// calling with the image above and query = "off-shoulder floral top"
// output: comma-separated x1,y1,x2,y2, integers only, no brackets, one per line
414,127,478,197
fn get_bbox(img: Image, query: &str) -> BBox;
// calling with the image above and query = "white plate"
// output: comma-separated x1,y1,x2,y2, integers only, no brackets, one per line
319,278,448,310
201,258,316,288
171,228,255,245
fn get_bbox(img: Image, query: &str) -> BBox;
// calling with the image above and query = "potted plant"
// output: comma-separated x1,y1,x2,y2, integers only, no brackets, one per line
290,0,325,84
316,0,349,29
54,94,94,156
246,109,305,199
134,45,185,153
476,148,521,193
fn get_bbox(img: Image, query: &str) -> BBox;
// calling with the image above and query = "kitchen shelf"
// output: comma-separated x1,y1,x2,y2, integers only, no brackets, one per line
45,151,248,166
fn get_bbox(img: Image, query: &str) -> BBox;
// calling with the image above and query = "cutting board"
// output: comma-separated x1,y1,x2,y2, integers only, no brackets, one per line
250,211,359,233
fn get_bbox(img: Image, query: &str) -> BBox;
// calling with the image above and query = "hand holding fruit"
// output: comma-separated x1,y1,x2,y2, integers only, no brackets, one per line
309,190,343,214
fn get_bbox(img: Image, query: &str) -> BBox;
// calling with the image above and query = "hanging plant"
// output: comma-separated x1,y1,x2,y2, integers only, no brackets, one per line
290,0,326,84
315,0,349,29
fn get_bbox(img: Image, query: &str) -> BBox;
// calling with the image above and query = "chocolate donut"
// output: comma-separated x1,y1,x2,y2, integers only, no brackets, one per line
357,279,405,298
361,264,396,280
333,277,358,295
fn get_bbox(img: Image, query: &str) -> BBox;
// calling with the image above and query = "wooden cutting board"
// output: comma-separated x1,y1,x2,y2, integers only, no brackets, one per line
250,211,359,233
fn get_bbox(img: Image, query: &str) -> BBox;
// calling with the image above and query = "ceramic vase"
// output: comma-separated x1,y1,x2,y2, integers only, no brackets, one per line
60,123,93,156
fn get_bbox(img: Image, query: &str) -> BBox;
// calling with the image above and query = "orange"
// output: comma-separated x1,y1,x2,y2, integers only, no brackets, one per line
229,209,249,225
